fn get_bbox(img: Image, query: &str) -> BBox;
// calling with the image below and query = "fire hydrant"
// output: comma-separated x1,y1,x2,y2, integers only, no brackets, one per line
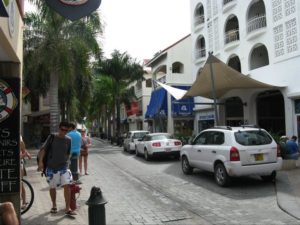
70,183,81,211
86,186,107,225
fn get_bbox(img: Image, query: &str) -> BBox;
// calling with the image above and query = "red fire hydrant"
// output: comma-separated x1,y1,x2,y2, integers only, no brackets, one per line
70,183,81,210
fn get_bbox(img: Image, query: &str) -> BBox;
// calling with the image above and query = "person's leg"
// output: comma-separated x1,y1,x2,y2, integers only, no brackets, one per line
63,184,71,212
61,169,76,214
0,202,19,225
49,188,57,209
84,155,88,175
79,155,83,175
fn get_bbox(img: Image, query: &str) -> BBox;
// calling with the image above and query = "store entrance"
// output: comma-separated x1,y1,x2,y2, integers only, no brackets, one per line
256,90,285,135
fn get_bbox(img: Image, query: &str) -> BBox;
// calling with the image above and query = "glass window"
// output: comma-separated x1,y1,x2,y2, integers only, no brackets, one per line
234,130,272,145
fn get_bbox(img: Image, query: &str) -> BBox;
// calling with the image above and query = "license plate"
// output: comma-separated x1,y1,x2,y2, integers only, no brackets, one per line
165,148,171,152
255,153,264,161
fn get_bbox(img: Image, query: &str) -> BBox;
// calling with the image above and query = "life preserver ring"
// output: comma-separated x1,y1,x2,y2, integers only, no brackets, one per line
0,79,18,123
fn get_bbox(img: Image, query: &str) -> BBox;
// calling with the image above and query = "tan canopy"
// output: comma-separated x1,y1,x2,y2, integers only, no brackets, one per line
183,54,277,99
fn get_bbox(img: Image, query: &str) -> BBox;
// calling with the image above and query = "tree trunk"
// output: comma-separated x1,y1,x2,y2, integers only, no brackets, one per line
49,72,60,133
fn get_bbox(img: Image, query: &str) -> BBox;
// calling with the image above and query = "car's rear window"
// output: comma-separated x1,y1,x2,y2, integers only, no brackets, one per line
133,132,149,138
151,134,172,140
234,130,273,146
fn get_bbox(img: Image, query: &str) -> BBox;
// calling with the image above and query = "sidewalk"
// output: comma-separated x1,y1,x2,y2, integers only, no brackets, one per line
276,159,300,220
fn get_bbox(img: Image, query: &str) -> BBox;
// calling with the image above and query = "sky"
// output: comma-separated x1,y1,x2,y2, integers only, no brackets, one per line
24,0,191,63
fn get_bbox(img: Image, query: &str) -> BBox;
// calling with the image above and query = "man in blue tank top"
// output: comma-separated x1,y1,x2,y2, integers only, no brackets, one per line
67,122,82,182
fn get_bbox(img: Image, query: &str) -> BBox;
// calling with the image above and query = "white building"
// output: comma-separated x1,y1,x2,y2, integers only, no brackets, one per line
190,0,300,138
145,34,195,137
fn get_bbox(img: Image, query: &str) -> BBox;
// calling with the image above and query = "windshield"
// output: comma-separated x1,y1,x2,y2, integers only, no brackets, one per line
133,132,149,138
234,130,273,146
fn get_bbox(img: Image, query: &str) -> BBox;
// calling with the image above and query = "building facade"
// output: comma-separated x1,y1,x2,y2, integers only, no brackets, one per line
145,35,195,137
190,0,300,139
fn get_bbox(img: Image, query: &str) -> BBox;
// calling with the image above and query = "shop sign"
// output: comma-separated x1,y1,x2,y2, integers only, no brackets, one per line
0,78,20,193
199,114,214,121
45,0,101,21
0,0,9,17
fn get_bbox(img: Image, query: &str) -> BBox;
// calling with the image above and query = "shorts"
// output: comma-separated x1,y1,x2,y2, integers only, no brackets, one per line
46,167,73,188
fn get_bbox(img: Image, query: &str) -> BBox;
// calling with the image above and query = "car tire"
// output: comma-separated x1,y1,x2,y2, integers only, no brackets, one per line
181,156,193,175
261,171,276,182
214,163,231,187
144,149,151,161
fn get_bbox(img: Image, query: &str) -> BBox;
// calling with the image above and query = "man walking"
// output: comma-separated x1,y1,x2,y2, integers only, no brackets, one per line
37,121,75,215
67,122,82,182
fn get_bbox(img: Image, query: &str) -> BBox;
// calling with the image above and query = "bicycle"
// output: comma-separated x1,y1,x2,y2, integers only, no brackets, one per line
21,178,34,215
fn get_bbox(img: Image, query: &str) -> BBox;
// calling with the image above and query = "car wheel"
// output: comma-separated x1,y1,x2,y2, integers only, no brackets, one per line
181,156,193,175
261,171,276,182
144,149,151,161
214,163,231,187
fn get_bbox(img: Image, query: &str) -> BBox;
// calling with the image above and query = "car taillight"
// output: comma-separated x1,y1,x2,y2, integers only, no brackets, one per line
152,142,161,147
174,141,182,146
230,147,240,161
277,144,281,157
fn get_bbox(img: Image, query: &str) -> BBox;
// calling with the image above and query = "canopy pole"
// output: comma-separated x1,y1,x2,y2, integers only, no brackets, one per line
209,52,219,126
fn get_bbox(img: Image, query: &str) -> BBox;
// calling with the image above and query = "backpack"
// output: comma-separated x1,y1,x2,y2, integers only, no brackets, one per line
37,134,54,176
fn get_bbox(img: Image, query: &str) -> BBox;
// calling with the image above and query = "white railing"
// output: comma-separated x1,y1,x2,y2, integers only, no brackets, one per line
195,48,206,59
224,29,239,44
223,0,234,5
247,15,266,33
194,15,205,26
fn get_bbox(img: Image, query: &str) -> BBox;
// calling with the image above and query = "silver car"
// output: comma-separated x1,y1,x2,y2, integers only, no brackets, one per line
123,130,149,153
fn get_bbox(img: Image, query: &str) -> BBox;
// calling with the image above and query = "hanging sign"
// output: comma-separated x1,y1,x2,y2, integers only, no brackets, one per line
0,78,20,193
45,0,101,21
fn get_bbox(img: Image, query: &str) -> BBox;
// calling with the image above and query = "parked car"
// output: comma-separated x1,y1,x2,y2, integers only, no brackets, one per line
180,126,283,187
123,130,149,153
135,133,182,160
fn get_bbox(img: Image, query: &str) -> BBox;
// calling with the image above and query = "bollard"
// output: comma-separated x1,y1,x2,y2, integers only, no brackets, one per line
86,186,107,225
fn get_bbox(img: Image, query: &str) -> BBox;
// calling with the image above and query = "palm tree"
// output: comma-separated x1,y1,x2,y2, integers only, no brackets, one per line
97,50,144,137
24,0,102,132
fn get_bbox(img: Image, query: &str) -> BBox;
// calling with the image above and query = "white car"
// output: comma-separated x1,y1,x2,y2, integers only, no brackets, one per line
123,130,149,153
180,126,283,186
135,133,182,160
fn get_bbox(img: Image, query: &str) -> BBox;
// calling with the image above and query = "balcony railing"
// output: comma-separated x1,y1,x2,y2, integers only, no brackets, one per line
195,48,206,59
223,0,234,5
194,15,205,26
247,15,266,33
224,29,239,44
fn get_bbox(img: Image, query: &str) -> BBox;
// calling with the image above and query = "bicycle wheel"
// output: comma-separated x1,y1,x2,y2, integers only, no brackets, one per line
21,179,34,215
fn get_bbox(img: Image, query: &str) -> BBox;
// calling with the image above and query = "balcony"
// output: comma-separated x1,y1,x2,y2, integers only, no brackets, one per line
194,15,205,29
223,0,236,13
247,15,266,33
195,48,206,60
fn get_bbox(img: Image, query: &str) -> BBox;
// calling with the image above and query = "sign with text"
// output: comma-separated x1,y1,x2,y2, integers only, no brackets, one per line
0,78,20,193
45,0,101,21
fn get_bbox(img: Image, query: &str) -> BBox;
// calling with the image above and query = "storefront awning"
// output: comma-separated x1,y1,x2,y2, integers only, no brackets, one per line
145,88,167,118
172,86,194,117
184,54,282,99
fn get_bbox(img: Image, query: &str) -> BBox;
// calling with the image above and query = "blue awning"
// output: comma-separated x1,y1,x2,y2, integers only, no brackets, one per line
172,86,194,117
145,88,167,118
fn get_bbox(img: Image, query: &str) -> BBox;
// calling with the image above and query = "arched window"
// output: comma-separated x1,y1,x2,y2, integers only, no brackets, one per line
249,44,269,70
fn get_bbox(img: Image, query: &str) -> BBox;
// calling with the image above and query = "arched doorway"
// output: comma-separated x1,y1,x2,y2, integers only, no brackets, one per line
225,97,244,126
256,90,285,135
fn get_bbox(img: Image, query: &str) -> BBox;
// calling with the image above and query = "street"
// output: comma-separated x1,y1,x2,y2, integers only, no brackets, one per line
22,138,300,225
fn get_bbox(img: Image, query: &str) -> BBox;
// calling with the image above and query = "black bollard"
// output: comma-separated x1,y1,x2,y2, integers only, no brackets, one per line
86,186,107,225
